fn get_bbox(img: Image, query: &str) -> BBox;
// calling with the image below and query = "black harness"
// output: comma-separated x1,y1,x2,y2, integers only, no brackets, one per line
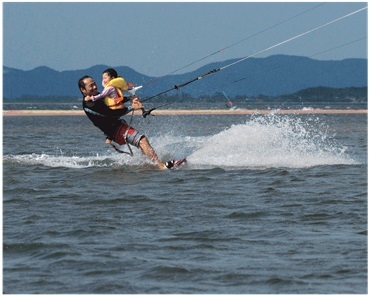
84,104,134,156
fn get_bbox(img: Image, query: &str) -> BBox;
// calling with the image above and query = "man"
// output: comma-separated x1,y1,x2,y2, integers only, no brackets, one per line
78,75,178,170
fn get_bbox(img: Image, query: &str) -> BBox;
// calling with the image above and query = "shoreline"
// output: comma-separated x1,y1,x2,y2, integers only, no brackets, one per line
3,109,368,116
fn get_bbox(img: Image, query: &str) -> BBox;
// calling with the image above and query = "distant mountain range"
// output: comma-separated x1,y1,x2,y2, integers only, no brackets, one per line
3,55,367,100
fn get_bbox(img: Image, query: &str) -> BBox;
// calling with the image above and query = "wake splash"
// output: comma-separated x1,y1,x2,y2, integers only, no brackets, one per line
3,153,118,169
187,115,357,169
4,115,357,170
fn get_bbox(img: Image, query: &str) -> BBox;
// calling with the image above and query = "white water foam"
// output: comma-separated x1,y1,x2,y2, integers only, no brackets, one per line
186,115,357,169
3,147,170,169
4,115,357,170
3,153,117,169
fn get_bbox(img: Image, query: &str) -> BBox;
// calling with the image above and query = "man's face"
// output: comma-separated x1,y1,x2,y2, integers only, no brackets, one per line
80,77,98,96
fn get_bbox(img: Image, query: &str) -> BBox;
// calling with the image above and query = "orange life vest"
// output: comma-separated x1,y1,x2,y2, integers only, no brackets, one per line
104,77,128,110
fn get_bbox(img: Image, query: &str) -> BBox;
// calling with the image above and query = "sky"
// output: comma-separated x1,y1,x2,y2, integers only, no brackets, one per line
2,1,368,77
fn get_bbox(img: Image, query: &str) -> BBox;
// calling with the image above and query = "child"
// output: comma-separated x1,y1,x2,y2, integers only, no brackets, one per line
84,68,131,110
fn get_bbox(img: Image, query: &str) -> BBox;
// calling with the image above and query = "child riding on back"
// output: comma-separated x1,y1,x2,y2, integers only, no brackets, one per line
84,68,131,110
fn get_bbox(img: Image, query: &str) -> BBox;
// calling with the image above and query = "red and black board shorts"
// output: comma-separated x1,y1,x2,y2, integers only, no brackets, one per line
113,122,144,148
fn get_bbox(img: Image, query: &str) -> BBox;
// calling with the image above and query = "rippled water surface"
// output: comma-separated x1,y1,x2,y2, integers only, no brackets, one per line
3,113,367,293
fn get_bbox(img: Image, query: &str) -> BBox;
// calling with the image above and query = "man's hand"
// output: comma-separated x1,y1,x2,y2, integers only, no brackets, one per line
131,96,144,110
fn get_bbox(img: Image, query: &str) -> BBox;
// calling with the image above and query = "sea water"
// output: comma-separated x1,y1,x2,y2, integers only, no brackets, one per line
3,113,367,293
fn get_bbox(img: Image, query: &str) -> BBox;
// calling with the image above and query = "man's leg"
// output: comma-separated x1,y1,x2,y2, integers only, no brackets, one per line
115,123,168,170
139,137,167,170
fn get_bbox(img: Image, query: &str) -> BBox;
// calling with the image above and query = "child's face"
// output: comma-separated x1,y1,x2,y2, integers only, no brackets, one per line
102,73,113,87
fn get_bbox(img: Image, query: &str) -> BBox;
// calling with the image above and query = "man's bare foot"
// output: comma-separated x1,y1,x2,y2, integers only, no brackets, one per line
157,162,167,170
